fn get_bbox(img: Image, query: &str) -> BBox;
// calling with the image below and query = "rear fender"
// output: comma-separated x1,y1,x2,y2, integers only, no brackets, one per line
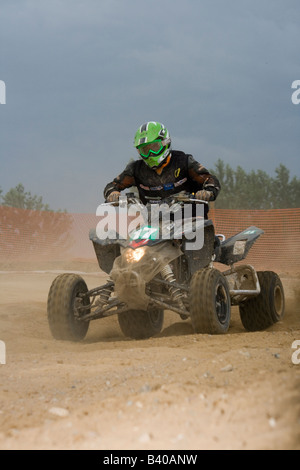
215,226,264,266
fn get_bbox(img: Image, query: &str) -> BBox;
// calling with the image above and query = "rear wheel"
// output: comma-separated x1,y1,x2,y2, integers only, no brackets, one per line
118,307,164,339
189,268,231,334
239,271,285,331
47,273,90,341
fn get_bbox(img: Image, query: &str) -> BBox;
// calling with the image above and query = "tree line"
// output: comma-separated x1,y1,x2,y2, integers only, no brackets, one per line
0,183,66,212
1,161,300,212
209,160,300,209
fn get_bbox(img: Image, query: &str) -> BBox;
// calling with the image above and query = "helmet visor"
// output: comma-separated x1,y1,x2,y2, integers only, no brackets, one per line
137,139,164,159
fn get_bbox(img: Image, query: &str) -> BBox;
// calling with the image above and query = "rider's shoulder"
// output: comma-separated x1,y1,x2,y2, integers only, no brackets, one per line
172,150,195,166
171,149,192,160
124,159,140,172
172,149,194,157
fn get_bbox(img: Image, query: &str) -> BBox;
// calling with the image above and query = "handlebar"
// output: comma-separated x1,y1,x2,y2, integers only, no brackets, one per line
103,191,209,206
172,192,209,205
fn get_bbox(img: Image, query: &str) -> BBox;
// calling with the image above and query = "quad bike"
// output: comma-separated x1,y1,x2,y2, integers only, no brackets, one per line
47,193,285,341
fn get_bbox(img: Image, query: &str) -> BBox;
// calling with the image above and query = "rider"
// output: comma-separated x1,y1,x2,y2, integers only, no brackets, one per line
104,121,220,216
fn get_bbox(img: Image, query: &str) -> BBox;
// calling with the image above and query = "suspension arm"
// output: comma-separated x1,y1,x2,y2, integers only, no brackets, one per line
77,281,115,312
150,277,189,292
149,298,190,318
78,298,126,322
81,281,114,298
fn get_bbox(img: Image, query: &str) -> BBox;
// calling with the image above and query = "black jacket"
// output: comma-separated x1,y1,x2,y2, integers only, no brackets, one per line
104,150,220,205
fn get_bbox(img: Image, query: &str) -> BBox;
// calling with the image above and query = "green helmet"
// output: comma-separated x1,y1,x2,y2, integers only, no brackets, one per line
134,121,171,169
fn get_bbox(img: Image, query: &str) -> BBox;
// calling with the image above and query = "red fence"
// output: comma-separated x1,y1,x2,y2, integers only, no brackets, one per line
0,205,299,272
210,207,300,272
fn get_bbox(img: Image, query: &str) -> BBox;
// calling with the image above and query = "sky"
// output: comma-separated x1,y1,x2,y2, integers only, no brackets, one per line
1,0,299,213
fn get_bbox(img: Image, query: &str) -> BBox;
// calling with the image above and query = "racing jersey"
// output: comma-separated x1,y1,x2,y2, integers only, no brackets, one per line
103,150,220,205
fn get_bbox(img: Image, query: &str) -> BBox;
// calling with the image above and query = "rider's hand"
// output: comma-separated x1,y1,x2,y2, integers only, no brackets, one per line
195,190,213,201
107,191,121,203
175,191,190,201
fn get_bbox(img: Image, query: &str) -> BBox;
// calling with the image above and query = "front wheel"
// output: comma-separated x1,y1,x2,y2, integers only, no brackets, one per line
47,273,90,341
239,271,285,331
118,307,164,339
189,268,231,334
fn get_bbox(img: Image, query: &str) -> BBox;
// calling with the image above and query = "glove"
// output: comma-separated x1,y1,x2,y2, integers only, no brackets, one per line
107,191,121,203
175,191,190,202
195,190,213,201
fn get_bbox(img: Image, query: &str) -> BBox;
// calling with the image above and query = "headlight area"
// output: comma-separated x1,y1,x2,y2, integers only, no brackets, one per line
123,247,146,263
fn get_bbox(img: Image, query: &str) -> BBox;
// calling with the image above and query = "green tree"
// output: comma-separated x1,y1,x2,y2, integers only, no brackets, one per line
1,183,51,210
0,184,72,261
0,183,67,212
270,164,300,208
210,159,300,209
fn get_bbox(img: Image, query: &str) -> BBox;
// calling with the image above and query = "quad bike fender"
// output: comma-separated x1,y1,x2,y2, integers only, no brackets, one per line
89,228,123,274
214,226,264,266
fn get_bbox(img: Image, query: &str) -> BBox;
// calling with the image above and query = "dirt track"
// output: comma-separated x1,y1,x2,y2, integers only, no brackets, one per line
0,267,299,450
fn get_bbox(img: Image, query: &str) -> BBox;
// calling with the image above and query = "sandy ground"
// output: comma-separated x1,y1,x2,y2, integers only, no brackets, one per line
0,266,299,450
